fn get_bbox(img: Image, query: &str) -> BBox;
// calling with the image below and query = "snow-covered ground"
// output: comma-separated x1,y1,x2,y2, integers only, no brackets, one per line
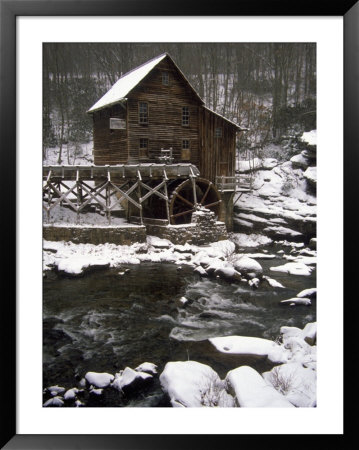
43,202,127,226
43,141,93,166
43,234,316,281
234,130,317,241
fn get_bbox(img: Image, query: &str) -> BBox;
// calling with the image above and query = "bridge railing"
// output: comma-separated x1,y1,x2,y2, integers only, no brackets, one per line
215,175,252,192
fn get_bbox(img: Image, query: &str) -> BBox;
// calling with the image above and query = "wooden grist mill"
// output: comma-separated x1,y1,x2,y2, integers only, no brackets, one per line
43,53,250,231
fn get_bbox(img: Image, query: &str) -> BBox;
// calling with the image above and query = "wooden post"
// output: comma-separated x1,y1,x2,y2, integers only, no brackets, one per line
106,183,111,225
107,168,111,224
76,169,80,224
137,170,143,225
163,169,170,225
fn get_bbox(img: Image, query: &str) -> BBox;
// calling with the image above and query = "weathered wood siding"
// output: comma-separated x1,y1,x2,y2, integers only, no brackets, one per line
199,108,237,183
126,58,201,164
93,104,127,165
92,55,237,180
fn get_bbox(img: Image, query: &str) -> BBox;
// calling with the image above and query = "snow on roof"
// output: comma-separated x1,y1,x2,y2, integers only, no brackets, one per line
203,106,247,131
88,53,167,113
88,52,246,131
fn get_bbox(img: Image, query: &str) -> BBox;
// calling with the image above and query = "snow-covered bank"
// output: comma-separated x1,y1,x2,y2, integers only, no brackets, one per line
234,130,317,242
43,235,316,292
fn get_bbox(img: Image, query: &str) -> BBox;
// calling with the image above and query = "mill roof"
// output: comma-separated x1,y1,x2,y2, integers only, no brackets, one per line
88,53,203,113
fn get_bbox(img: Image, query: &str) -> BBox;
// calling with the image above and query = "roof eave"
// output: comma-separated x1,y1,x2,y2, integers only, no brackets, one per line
87,98,127,114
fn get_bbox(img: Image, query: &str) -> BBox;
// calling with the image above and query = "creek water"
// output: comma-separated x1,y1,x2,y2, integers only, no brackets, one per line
43,248,316,406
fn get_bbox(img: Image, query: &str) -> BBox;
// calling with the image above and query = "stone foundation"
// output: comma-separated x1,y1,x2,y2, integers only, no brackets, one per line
43,225,147,245
146,208,228,245
43,209,228,246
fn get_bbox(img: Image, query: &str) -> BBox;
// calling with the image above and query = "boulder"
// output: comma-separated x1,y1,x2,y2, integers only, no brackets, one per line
302,322,317,345
160,361,234,407
303,167,317,187
226,366,295,407
47,385,65,396
309,237,317,250
248,277,260,288
232,255,263,279
112,367,153,394
43,396,64,407
214,265,242,281
85,371,114,388
64,388,79,401
270,262,313,276
194,265,208,277
280,297,311,306
300,130,317,148
175,296,191,308
290,153,310,169
297,288,317,299
262,362,316,407
262,275,285,288
209,335,288,364
135,362,158,375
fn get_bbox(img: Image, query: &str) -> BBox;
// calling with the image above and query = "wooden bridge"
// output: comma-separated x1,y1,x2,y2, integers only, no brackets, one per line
43,163,250,226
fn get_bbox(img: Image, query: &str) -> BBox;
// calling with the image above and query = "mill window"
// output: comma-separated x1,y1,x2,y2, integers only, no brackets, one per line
182,106,189,126
139,102,148,124
162,72,169,85
215,127,222,138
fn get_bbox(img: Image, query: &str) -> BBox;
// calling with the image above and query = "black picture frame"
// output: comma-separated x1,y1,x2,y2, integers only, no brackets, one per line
1,0,355,448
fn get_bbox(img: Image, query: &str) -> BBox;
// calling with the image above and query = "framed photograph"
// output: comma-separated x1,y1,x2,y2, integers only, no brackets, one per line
1,0,355,448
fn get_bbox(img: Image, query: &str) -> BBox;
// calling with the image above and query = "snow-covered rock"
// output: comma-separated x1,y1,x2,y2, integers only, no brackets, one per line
300,130,317,147
297,288,317,299
262,275,285,288
47,385,65,396
57,256,110,276
230,233,272,248
270,262,314,276
245,252,276,260
248,277,260,288
175,296,191,307
209,335,287,364
262,362,316,407
214,264,242,281
85,371,114,388
147,235,172,249
89,387,103,395
280,297,311,306
237,158,278,173
135,362,158,375
160,361,234,407
309,237,317,250
232,255,263,279
226,366,295,407
290,153,309,169
280,323,317,347
43,396,64,407
64,388,79,400
301,322,317,345
112,367,152,393
303,166,317,187
281,333,316,365
263,226,303,239
209,239,235,258
194,265,208,277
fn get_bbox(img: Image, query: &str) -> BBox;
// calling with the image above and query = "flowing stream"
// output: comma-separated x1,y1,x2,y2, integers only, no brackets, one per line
43,248,316,406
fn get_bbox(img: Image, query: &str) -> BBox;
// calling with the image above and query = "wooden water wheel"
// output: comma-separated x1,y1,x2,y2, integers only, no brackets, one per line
169,177,222,225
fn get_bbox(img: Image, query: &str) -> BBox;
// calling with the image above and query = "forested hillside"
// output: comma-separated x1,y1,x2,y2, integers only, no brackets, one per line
43,43,316,164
